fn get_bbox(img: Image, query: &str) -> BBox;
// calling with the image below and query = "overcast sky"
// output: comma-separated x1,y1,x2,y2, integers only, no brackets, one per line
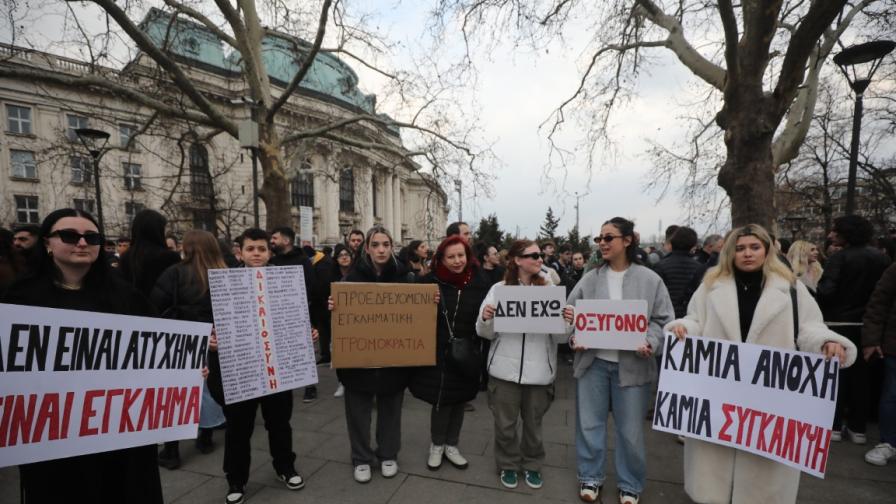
3,0,727,242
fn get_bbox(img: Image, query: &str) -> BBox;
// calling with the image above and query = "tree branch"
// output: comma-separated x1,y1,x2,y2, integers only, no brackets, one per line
161,0,238,48
266,0,332,122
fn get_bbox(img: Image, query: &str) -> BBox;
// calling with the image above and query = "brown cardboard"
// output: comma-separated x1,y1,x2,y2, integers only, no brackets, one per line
331,282,438,368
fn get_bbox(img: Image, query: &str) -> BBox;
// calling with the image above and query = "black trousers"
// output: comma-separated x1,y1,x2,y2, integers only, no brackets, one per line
833,326,870,433
431,403,465,446
223,390,296,486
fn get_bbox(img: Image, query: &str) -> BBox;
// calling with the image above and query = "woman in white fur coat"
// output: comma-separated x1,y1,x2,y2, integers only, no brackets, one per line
666,224,856,504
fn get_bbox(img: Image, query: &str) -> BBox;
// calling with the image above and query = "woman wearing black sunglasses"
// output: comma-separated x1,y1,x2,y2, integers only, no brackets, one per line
2,208,163,504
563,217,674,504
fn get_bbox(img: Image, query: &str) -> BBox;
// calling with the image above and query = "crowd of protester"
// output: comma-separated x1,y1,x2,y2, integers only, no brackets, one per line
2,207,895,504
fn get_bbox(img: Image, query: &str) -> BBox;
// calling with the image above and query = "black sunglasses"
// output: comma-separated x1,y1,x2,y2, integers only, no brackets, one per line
595,235,622,244
49,229,104,246
519,252,543,260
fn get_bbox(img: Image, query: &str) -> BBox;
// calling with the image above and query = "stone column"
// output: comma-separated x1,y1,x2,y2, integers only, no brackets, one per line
360,166,374,230
392,174,403,243
325,157,341,244
383,170,393,233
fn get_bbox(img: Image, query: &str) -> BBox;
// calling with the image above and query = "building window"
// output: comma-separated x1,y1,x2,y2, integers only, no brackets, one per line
189,144,213,198
339,167,354,212
290,160,314,208
70,156,92,184
193,209,216,232
67,114,88,141
10,150,37,179
14,195,39,224
125,201,145,226
6,105,32,135
119,123,137,148
372,175,379,216
73,198,95,213
123,162,142,190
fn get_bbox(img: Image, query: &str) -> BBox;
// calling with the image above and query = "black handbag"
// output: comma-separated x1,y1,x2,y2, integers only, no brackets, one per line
441,286,481,380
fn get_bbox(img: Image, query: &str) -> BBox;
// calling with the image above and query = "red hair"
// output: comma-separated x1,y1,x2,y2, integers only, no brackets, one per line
433,235,479,270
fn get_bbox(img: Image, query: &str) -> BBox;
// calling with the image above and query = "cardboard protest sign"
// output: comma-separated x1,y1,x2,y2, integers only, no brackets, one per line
492,285,566,334
331,282,438,368
573,299,649,350
209,266,318,405
0,303,210,468
652,334,839,478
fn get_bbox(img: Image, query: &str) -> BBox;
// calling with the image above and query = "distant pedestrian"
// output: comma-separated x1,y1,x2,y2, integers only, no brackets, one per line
653,226,703,319
787,240,823,294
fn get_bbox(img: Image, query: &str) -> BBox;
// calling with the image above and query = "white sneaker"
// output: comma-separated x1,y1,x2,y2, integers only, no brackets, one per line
845,427,867,445
444,445,468,469
353,464,371,483
865,443,896,466
427,444,444,470
334,384,345,398
830,429,842,442
381,460,398,478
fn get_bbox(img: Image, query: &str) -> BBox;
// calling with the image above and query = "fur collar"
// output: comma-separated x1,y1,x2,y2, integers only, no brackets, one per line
706,274,791,342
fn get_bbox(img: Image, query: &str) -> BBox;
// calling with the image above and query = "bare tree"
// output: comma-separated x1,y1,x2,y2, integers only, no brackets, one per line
0,0,488,229
432,0,891,228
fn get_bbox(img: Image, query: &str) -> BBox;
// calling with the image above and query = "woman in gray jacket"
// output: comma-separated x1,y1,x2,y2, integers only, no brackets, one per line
563,217,674,504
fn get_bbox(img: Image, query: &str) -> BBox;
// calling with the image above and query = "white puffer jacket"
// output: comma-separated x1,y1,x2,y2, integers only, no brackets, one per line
476,280,568,385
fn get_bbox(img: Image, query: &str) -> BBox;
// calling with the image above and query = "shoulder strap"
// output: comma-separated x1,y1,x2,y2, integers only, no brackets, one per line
790,285,799,350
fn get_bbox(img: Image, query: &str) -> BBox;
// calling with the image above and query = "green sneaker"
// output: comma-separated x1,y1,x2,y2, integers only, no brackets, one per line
499,470,518,489
524,470,543,489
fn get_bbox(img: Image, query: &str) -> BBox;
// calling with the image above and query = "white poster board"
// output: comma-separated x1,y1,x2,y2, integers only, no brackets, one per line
209,266,318,404
299,206,313,244
0,303,211,468
492,285,566,334
652,334,839,478
573,299,648,350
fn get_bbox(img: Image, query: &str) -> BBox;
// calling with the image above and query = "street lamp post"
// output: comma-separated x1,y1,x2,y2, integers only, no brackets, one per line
75,128,111,234
833,40,895,216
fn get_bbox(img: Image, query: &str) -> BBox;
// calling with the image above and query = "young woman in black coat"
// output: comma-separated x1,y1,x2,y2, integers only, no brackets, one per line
410,235,490,470
118,209,181,299
329,226,429,484
2,208,163,504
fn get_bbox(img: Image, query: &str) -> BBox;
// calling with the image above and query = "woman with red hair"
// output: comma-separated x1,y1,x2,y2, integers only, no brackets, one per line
410,235,490,470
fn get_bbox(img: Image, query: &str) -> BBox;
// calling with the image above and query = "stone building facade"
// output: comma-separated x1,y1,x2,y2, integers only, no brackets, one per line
0,9,448,245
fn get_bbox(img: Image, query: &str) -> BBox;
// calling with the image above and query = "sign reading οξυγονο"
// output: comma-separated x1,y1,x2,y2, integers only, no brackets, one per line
573,299,649,350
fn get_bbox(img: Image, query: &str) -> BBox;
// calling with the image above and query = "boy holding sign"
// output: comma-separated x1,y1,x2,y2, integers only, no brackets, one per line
563,217,674,504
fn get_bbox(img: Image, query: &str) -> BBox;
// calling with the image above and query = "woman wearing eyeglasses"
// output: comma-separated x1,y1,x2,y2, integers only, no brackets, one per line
476,239,568,490
2,208,163,504
563,217,674,504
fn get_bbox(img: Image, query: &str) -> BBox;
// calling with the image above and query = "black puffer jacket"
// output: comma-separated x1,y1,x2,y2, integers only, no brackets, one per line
336,256,415,395
862,263,896,357
409,268,490,407
118,246,181,301
817,246,891,323
150,263,214,323
653,250,703,319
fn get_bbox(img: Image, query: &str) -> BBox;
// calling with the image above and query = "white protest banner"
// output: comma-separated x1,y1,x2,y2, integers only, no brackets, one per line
0,303,210,468
652,334,839,478
209,266,318,404
299,206,313,244
573,299,648,350
492,285,566,334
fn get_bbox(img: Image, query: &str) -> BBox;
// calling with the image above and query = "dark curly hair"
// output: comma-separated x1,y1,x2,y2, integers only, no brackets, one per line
832,215,874,247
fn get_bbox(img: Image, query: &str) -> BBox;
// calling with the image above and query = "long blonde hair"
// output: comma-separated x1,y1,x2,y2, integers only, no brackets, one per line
787,240,823,285
181,230,227,295
703,224,795,287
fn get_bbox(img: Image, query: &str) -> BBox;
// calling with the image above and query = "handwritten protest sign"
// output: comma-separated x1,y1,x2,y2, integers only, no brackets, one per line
492,285,566,334
0,303,210,468
573,299,648,350
331,282,438,368
652,334,839,478
209,266,318,404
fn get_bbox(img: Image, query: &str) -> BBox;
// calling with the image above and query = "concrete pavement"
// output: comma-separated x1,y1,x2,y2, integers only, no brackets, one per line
1,361,894,503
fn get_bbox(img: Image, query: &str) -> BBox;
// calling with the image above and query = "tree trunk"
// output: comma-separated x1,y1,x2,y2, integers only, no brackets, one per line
257,126,292,230
717,110,777,230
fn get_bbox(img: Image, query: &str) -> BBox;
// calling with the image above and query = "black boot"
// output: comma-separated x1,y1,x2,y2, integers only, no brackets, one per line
158,441,181,470
196,428,214,454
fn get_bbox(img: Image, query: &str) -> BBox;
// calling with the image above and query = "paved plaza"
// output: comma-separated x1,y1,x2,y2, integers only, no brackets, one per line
1,362,894,503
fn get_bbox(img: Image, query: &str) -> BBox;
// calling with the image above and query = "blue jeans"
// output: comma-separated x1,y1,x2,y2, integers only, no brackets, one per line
880,356,896,446
575,358,650,494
